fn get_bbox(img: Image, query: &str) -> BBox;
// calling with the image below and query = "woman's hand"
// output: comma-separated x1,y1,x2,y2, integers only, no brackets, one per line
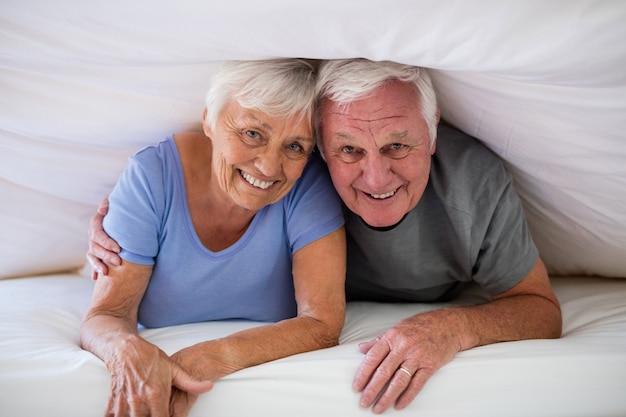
168,341,236,417
81,261,213,417
105,336,214,417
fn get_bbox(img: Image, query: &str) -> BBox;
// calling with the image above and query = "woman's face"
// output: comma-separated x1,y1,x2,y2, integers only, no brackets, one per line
204,100,314,212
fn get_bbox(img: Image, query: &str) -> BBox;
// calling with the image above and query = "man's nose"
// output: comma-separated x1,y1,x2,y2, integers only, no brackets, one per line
361,152,393,188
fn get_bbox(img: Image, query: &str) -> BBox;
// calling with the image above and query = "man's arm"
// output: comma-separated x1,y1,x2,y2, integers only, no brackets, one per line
354,258,561,414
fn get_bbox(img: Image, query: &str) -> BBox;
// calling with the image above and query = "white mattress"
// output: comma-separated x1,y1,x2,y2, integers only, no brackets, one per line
1,274,625,417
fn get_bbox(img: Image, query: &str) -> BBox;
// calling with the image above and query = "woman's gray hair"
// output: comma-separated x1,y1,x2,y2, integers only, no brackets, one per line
205,59,317,131
316,59,438,147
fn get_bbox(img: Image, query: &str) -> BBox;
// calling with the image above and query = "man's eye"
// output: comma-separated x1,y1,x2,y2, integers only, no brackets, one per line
382,143,411,159
335,145,364,163
341,146,356,154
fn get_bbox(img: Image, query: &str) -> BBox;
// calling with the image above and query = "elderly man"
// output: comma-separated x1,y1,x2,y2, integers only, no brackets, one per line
314,58,561,413
88,58,562,414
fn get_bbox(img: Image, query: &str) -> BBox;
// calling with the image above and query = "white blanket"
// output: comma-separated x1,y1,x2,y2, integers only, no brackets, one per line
1,0,625,279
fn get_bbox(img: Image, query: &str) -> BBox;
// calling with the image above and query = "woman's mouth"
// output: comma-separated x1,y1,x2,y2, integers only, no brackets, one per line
240,170,275,190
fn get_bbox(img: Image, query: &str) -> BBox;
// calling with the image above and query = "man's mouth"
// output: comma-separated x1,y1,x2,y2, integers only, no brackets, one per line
240,170,275,190
368,188,398,200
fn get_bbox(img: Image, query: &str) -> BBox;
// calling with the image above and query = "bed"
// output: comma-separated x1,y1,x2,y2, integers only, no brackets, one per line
1,1,625,416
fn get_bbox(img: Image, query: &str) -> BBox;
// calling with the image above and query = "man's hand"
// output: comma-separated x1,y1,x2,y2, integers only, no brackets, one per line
353,259,562,414
353,309,462,414
87,196,122,279
105,336,213,417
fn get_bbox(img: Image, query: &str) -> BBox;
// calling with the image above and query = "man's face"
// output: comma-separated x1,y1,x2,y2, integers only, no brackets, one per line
319,80,437,228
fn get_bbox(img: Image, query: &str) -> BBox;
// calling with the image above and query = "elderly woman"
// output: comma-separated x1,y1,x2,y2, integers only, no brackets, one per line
80,59,346,417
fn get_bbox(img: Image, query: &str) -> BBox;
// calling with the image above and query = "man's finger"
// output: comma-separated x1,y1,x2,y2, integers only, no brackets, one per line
86,254,107,277
358,352,403,410
97,197,109,215
353,339,390,392
394,368,433,410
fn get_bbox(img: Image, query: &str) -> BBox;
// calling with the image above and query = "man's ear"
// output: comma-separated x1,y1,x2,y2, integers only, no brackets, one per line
202,108,212,137
430,108,440,154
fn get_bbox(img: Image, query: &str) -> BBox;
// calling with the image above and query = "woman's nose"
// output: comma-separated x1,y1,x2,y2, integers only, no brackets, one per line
254,147,282,177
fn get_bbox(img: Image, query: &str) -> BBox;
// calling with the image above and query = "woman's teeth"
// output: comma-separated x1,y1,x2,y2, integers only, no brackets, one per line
240,170,275,190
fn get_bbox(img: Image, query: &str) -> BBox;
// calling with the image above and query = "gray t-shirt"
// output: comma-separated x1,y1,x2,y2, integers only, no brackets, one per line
345,124,538,302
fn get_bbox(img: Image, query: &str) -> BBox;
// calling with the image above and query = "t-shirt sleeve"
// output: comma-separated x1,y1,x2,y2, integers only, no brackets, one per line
102,147,165,265
283,152,345,254
471,167,539,296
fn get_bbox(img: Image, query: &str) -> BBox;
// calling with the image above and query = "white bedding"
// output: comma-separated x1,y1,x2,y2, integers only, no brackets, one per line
2,0,625,279
2,1,626,416
1,274,625,417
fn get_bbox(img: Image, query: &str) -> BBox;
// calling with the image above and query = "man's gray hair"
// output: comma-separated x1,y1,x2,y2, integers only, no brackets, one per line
205,59,317,131
316,59,438,147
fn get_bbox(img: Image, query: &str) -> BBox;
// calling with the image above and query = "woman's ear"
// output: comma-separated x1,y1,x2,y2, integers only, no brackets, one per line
202,108,212,137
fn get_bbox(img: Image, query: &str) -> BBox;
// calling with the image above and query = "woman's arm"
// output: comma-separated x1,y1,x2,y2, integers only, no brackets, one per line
81,261,213,417
170,226,347,379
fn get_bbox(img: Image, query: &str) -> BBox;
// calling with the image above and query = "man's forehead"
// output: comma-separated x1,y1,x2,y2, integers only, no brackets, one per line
322,100,412,124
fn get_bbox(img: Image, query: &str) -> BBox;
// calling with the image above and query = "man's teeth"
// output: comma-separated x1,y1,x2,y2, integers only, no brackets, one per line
241,171,275,190
370,190,396,199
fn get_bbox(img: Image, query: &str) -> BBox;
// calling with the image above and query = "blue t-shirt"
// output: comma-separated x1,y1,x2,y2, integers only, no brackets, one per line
104,137,344,328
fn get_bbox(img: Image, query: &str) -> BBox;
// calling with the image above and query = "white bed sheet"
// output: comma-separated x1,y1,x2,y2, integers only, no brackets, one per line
1,274,625,417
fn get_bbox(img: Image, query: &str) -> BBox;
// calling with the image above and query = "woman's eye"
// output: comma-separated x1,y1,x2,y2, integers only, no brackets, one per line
285,142,312,160
245,130,261,139
288,143,304,152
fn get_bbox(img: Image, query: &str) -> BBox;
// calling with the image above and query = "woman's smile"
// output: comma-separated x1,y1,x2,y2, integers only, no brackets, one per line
239,169,276,190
